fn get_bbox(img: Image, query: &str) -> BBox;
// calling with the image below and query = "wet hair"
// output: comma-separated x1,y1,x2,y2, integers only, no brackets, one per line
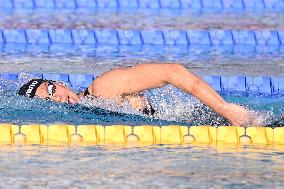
18,79,47,98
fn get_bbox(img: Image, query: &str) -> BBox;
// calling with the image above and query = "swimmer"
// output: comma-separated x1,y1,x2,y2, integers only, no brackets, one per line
18,63,255,126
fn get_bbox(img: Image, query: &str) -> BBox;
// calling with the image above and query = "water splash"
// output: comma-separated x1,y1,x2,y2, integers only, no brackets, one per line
0,77,282,126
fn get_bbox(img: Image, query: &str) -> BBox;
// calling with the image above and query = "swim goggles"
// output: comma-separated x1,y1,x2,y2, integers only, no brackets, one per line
47,81,56,97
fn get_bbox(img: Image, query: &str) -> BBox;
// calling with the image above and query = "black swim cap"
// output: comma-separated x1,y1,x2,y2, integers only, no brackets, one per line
18,79,46,98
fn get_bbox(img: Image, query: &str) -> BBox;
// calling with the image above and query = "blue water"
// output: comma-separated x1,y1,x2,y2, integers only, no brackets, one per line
0,78,283,126
0,7,284,189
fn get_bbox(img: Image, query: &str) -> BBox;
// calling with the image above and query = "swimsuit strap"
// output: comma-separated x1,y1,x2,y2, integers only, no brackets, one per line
142,105,156,116
83,88,91,96
83,88,155,116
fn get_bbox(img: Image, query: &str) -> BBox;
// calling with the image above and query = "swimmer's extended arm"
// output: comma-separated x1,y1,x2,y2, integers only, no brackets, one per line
89,63,250,126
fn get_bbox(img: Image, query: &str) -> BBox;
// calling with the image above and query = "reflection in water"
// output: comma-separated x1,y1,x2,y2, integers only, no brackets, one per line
0,145,283,188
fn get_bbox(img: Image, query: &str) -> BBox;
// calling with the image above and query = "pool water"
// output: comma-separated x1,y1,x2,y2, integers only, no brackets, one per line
0,145,284,188
0,6,284,189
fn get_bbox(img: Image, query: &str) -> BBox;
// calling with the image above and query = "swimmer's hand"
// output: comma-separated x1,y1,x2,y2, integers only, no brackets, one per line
224,103,265,126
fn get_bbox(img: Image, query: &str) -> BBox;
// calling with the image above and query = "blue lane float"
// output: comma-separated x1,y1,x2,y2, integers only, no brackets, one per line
1,0,284,11
1,73,284,96
0,29,283,46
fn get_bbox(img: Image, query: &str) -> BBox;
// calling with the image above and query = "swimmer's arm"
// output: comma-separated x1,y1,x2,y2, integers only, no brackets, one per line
89,63,250,125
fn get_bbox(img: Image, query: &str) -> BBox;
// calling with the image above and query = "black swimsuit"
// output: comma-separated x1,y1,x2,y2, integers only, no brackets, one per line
83,88,155,116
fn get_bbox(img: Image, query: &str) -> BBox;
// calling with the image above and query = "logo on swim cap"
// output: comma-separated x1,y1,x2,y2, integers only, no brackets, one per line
26,80,39,97
18,79,46,98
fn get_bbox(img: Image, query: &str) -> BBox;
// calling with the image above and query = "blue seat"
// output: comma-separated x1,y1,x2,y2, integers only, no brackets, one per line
34,0,55,9
243,0,265,9
187,30,211,45
26,29,50,44
209,30,233,45
247,76,272,94
95,29,119,45
54,0,76,9
43,73,69,83
76,0,96,9
69,74,94,89
264,0,284,10
49,29,73,44
139,0,160,8
222,0,244,10
163,30,188,45
117,30,142,45
180,0,202,9
203,76,222,92
0,0,13,9
255,31,280,45
96,0,118,8
202,0,222,9
222,76,247,92
160,0,181,8
0,73,18,80
118,0,139,8
232,30,256,45
13,0,35,9
72,30,96,45
3,29,27,43
141,30,164,45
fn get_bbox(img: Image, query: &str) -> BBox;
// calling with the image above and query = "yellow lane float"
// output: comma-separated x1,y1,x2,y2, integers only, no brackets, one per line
0,124,282,146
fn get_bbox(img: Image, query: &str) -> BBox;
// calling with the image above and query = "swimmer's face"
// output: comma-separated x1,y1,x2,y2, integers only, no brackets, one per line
35,81,79,104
